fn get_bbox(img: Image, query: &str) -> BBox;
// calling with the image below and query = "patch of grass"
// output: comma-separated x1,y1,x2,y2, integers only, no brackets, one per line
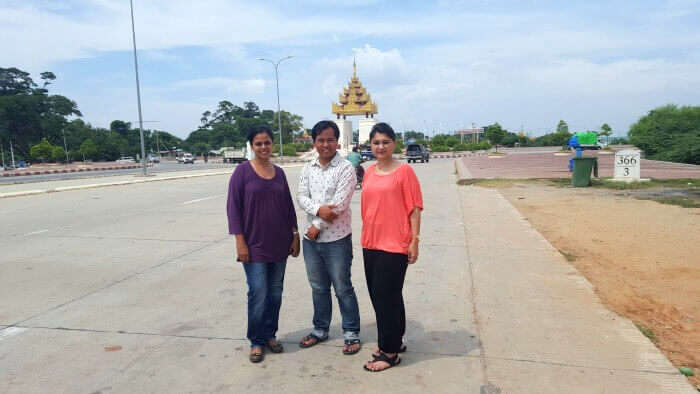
558,250,577,262
637,196,700,208
635,323,658,343
547,177,700,191
596,178,699,190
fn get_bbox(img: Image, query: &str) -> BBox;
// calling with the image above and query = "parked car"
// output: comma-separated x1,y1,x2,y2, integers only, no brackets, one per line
360,150,375,161
181,153,195,164
116,156,135,164
147,154,160,163
406,144,430,163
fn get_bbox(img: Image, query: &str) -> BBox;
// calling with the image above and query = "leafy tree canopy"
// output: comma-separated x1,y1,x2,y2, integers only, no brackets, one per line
628,104,700,164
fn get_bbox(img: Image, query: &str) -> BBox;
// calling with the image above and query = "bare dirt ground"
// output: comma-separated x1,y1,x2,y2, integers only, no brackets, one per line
489,182,699,386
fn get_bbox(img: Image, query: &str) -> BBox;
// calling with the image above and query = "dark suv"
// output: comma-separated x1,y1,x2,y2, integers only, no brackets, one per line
406,144,430,163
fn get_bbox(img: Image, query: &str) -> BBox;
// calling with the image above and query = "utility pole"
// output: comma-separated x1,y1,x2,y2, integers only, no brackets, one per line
62,128,70,163
10,139,16,168
155,130,160,158
129,0,148,176
1,142,5,169
473,122,478,144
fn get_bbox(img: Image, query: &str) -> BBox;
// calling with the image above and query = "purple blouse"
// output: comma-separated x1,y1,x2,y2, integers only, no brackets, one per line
227,161,298,263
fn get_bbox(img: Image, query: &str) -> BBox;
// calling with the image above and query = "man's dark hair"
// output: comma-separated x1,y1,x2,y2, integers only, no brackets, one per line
352,146,359,152
311,120,340,141
369,122,396,141
247,125,274,143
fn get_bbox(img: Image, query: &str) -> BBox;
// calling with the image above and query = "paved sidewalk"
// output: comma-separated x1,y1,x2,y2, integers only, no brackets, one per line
458,184,695,393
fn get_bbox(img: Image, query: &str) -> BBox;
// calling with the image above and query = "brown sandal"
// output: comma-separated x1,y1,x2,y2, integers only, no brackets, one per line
299,333,327,348
267,339,284,353
249,347,264,363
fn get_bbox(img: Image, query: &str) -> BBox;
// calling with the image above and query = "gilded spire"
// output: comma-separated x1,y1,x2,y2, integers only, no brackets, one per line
353,57,357,79
331,59,378,119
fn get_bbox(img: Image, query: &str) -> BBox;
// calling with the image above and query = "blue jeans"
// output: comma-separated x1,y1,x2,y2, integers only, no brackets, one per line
243,261,287,347
303,235,360,339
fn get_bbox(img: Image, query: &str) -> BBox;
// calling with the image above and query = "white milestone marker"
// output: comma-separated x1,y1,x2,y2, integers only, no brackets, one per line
613,149,646,182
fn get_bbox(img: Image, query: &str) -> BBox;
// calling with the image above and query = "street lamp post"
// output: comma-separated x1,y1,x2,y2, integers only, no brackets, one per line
129,0,147,176
258,56,293,160
61,128,70,163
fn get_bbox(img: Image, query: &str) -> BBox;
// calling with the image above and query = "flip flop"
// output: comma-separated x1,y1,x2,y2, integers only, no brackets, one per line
343,338,362,355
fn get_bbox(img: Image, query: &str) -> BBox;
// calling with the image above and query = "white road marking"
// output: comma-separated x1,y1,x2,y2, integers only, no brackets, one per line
24,229,49,236
183,195,224,205
0,327,28,341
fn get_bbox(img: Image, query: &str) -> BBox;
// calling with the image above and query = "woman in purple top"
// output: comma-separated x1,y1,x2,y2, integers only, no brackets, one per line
227,126,300,363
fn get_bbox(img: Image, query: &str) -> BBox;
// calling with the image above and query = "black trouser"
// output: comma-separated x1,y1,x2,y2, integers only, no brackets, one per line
363,248,408,353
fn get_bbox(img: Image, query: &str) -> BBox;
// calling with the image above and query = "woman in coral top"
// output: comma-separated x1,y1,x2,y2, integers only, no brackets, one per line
360,122,423,372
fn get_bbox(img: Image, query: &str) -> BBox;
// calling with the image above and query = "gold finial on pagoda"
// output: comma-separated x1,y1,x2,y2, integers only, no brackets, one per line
332,59,378,119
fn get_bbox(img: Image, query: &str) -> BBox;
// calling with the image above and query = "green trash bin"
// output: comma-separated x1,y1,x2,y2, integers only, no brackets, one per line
572,157,598,187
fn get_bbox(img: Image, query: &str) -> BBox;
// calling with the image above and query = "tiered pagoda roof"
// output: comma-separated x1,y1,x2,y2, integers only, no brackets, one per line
332,60,378,119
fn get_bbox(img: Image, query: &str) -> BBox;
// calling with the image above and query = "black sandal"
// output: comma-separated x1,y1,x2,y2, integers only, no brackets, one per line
299,333,327,348
343,338,362,355
372,344,406,359
363,352,401,372
266,339,284,353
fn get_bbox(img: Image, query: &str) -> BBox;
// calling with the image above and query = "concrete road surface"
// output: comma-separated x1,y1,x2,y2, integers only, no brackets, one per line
0,159,694,393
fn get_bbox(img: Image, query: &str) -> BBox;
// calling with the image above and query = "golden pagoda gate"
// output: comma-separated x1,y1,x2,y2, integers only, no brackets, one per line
331,60,378,149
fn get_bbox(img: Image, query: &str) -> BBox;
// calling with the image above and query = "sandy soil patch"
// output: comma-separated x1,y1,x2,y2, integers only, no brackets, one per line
493,182,699,386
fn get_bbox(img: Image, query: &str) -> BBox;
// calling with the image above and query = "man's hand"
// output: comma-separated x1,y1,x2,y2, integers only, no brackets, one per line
305,225,321,241
317,205,338,222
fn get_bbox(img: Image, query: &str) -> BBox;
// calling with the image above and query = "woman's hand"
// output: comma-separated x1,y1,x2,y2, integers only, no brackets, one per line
236,237,250,263
289,233,300,257
407,238,419,264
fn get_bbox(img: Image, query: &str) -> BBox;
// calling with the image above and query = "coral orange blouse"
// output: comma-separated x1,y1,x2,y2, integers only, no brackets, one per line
361,163,423,254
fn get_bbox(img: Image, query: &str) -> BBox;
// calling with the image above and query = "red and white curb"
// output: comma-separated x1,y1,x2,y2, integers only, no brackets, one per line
1,164,148,177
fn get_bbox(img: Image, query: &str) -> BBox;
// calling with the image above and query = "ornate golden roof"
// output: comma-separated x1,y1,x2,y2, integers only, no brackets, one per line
332,59,378,119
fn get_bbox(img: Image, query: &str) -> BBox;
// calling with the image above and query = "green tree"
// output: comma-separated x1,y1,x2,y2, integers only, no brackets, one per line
51,146,66,162
628,105,700,164
556,120,569,133
30,138,53,162
79,139,98,160
485,123,506,151
0,67,81,158
599,123,612,144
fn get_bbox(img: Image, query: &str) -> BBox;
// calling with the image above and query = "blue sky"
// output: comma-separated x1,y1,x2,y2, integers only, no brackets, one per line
2,0,699,138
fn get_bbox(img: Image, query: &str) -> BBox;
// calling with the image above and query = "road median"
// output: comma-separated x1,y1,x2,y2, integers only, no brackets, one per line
0,165,303,199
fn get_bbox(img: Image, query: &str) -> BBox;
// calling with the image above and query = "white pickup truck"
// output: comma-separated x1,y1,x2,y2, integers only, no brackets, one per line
223,148,247,164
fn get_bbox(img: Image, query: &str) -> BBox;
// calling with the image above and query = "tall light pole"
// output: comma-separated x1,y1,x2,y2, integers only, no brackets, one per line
129,0,147,176
258,56,293,160
9,139,16,168
61,128,70,163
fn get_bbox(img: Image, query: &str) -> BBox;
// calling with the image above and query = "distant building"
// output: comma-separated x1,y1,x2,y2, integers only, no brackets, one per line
454,127,485,142
454,128,485,137
294,130,313,144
